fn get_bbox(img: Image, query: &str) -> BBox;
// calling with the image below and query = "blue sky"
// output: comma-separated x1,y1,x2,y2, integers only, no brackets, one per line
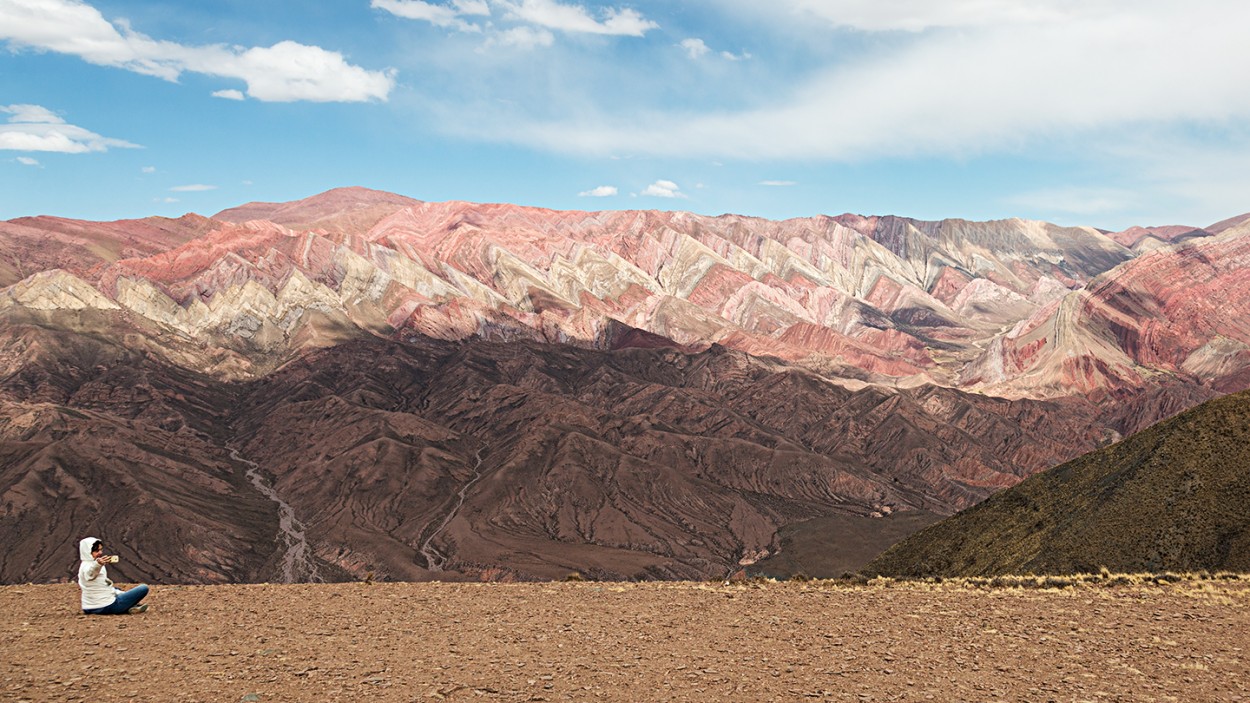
3,0,1249,230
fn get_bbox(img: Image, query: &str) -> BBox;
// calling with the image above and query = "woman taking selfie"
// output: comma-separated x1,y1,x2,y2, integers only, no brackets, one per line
77,537,150,615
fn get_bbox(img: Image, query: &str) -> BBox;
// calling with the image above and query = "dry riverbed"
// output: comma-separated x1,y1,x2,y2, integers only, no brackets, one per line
3,579,1248,702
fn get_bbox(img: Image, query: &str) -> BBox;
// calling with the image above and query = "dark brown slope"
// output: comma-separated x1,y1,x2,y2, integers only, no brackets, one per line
0,312,280,584
866,389,1250,577
0,309,1155,583
229,335,1132,582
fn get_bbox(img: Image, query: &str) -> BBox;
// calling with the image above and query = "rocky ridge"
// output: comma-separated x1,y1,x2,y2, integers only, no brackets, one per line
866,388,1250,577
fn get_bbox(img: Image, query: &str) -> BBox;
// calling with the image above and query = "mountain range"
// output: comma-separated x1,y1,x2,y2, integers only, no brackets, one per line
1,187,1247,582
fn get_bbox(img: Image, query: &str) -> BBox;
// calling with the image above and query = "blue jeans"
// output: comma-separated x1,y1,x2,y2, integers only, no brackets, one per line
84,585,149,615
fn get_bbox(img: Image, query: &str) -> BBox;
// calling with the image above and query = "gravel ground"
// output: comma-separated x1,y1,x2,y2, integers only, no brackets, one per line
3,580,1248,702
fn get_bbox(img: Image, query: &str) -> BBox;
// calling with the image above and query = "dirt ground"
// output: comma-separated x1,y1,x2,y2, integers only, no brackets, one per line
3,579,1248,702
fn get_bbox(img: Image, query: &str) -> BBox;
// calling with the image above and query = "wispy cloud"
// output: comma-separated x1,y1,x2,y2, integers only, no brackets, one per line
0,0,395,102
498,0,657,36
16,155,40,166
1088,129,1250,225
169,184,217,192
1007,187,1140,216
759,180,796,187
454,2,1250,165
0,103,140,153
376,0,657,49
774,0,1074,32
141,165,156,173
681,37,749,61
641,180,684,198
578,185,617,197
371,0,487,32
680,38,709,59
212,89,245,101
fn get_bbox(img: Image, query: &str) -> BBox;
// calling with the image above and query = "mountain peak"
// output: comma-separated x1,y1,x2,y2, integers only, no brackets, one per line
1108,224,1209,252
1207,212,1250,235
213,186,423,234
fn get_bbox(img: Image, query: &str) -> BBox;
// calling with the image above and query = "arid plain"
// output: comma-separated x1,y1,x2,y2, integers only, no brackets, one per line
4,578,1248,702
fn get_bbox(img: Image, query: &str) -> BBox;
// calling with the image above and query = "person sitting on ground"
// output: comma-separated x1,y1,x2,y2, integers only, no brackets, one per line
78,537,150,615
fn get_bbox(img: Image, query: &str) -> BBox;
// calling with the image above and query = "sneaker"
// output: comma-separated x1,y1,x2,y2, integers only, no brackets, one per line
128,604,149,614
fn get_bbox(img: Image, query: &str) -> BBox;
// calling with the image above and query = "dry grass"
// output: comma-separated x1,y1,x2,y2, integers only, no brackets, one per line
866,389,1250,578
740,569,1250,592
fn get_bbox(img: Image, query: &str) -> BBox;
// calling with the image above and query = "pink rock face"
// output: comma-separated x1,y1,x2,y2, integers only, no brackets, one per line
291,195,1131,381
0,213,214,286
968,224,1250,396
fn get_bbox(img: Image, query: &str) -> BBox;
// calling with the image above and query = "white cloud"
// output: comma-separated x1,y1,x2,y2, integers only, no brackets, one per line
0,0,394,103
0,103,140,153
3,104,63,124
16,156,40,165
457,0,491,15
497,0,657,36
641,180,684,198
681,37,749,61
141,165,156,173
479,2,1250,162
578,185,617,197
371,0,486,32
680,38,709,59
377,0,655,50
161,197,180,203
374,0,460,24
169,184,217,192
759,180,796,187
212,89,245,101
782,0,1086,32
230,41,395,102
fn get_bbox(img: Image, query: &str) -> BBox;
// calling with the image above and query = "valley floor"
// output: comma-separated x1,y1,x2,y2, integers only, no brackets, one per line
2,580,1247,702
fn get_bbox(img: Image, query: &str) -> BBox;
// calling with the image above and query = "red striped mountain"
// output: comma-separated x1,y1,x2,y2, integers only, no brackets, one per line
0,187,1205,391
5,187,1247,398
962,223,1250,396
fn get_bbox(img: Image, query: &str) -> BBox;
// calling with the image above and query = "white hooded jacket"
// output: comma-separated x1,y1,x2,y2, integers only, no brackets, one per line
78,536,118,610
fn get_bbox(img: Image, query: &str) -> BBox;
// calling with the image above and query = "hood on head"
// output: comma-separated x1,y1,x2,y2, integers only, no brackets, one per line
79,536,100,562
